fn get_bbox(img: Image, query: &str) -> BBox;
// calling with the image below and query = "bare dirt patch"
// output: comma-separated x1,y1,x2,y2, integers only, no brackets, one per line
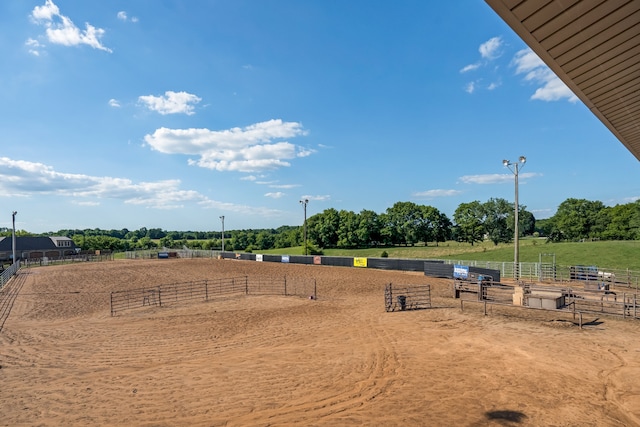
1,258,639,426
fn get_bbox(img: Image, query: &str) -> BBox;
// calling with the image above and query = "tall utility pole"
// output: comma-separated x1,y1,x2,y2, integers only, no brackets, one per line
503,156,526,280
11,211,17,264
299,199,309,255
219,216,225,252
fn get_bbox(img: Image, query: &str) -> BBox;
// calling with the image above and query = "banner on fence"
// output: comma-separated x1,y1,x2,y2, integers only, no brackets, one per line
282,255,290,263
256,254,263,262
354,257,368,268
454,264,469,279
314,256,322,265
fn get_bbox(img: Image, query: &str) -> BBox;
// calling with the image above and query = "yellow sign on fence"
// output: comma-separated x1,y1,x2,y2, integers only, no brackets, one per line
353,257,368,268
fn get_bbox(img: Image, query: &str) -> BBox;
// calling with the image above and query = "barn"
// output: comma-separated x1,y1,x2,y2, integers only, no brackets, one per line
0,236,79,262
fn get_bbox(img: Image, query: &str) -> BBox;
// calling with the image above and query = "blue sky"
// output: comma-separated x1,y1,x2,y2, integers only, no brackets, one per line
1,1,639,233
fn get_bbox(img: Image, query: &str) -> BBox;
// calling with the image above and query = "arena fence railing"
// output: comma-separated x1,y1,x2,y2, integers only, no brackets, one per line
0,261,20,290
110,275,317,316
384,283,432,312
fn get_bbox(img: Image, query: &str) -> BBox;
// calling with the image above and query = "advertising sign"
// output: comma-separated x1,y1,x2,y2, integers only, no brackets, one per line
353,257,368,268
453,264,469,279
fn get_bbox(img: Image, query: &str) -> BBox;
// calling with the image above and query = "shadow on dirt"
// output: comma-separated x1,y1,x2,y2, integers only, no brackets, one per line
485,410,527,424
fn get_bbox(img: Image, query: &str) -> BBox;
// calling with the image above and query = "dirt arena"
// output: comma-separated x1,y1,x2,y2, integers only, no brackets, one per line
1,258,639,426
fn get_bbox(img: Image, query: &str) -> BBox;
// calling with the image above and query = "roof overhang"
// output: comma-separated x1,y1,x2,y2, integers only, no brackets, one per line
485,0,640,161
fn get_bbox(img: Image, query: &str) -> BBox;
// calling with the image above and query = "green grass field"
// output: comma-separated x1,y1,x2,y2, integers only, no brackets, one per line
261,239,640,271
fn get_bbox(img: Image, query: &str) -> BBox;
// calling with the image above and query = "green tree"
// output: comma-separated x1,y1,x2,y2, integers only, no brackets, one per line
432,211,452,246
482,198,511,245
453,201,484,245
337,210,359,248
255,231,275,250
383,201,423,246
551,198,606,241
356,209,382,247
308,208,340,248
603,203,636,240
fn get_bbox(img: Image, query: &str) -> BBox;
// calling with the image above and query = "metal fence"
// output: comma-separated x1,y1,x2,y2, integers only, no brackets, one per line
384,283,431,312
0,261,20,290
440,260,640,287
20,254,114,268
110,275,317,316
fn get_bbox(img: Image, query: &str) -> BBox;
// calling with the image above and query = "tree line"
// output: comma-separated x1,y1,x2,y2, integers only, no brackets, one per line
1,198,638,252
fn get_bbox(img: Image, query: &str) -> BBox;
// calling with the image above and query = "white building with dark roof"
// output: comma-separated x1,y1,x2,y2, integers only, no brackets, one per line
0,236,80,261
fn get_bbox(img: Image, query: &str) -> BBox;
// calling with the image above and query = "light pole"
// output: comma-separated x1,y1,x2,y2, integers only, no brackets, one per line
503,156,526,280
219,215,225,252
299,199,308,255
11,211,17,264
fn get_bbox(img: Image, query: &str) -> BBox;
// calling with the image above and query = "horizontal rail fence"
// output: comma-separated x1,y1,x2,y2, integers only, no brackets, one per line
561,289,639,319
385,283,431,312
453,279,640,321
0,261,20,289
110,275,316,316
0,269,28,333
21,254,114,268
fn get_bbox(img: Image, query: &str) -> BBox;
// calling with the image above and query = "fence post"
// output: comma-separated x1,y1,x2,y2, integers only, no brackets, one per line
579,312,583,329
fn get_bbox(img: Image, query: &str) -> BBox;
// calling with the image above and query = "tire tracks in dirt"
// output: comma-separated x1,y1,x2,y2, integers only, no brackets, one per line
598,347,640,426
227,296,402,426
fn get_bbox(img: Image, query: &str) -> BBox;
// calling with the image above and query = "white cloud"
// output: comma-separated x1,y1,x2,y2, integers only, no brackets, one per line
25,38,44,56
460,63,480,73
459,172,540,184
108,98,121,108
459,173,512,184
30,0,112,53
265,192,285,199
117,11,138,23
413,189,462,198
512,48,578,103
0,156,283,217
464,82,475,94
269,184,300,189
144,119,312,173
0,156,197,208
138,91,202,115
462,36,503,94
241,175,258,181
72,200,100,206
301,195,330,202
479,36,503,60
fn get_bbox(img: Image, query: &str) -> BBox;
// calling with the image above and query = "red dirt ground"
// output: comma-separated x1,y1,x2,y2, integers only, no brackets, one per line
1,258,639,426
